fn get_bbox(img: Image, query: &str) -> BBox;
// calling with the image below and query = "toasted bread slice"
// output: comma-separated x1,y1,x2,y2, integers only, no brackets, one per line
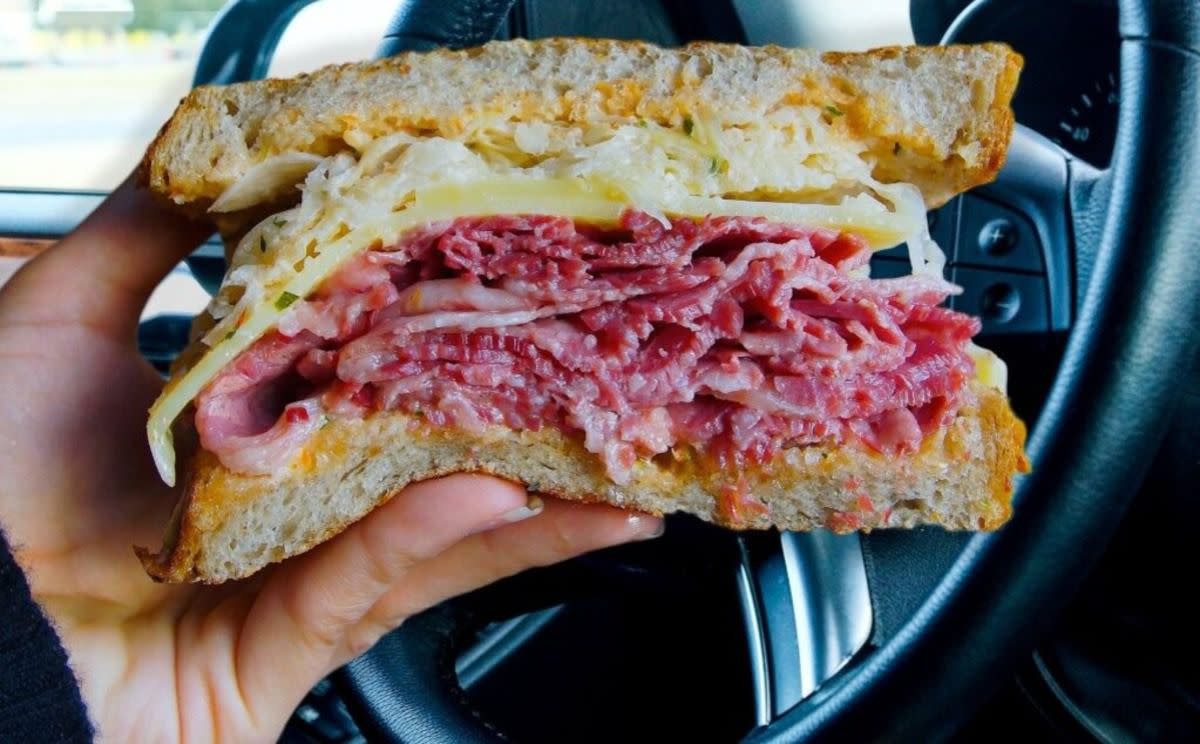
138,384,1028,583
139,39,1021,212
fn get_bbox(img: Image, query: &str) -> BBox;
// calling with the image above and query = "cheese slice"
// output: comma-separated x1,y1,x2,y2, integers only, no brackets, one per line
968,342,1008,391
148,175,922,485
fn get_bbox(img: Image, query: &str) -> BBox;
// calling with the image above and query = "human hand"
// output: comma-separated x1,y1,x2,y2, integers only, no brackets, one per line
0,176,662,742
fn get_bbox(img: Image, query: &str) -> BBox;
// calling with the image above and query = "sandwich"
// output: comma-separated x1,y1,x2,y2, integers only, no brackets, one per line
134,38,1030,583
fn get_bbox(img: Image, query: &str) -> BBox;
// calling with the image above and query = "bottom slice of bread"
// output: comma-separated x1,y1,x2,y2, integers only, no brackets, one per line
138,383,1027,583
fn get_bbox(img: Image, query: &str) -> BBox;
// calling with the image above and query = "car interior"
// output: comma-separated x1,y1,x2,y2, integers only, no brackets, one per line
2,0,1197,741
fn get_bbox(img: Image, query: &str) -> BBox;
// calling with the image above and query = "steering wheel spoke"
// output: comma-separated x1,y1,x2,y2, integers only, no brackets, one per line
884,124,1078,348
737,532,872,724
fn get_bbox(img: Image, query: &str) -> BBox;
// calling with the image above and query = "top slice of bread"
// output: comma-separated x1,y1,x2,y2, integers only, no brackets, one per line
139,38,1022,211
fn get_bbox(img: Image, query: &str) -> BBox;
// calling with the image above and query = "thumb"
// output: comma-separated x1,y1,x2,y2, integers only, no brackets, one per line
0,171,210,339
234,473,533,724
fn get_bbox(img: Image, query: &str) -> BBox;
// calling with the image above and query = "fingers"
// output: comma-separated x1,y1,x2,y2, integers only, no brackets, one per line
236,474,530,722
350,501,662,652
0,172,210,338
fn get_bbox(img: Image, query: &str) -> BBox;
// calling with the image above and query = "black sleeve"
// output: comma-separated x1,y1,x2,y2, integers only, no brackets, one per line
0,529,94,742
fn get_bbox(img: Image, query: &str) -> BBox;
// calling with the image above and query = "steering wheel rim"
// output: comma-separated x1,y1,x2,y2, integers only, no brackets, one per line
190,0,1200,740
749,0,1200,738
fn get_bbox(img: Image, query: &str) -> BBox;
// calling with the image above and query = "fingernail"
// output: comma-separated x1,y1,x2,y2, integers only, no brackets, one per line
628,514,665,540
498,495,545,525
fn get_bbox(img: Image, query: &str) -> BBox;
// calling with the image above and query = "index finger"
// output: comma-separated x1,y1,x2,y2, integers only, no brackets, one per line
0,171,211,339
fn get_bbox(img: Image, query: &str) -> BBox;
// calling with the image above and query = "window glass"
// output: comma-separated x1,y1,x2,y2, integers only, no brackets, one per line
0,0,399,191
1,0,909,192
0,0,228,191
734,0,913,50
266,0,394,79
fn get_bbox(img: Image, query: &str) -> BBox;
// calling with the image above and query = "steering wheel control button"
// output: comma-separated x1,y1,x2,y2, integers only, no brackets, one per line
978,218,1018,256
957,195,1044,273
980,282,1021,323
950,267,1049,335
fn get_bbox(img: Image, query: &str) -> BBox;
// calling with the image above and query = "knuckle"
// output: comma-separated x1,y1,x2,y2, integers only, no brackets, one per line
341,624,386,660
356,524,417,589
281,585,343,655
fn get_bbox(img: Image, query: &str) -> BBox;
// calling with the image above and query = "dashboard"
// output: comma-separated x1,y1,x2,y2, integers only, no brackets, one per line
931,0,1120,167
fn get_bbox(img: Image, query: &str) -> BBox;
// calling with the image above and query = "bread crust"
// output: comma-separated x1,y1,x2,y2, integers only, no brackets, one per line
137,383,1028,583
137,38,1021,211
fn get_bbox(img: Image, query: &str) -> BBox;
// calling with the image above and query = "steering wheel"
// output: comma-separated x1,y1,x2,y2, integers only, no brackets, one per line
189,0,1200,740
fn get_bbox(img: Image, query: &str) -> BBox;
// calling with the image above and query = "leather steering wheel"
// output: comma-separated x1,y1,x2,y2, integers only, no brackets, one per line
191,0,1200,740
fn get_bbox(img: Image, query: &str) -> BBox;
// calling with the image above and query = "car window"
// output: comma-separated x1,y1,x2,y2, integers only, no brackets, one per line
0,0,394,193
0,0,224,191
732,0,912,49
267,0,396,79
0,0,908,193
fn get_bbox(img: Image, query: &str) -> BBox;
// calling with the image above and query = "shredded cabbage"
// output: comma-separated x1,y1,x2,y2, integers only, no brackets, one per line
151,105,943,484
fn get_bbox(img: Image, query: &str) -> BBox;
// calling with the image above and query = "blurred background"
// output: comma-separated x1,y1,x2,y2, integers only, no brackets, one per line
0,0,912,191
